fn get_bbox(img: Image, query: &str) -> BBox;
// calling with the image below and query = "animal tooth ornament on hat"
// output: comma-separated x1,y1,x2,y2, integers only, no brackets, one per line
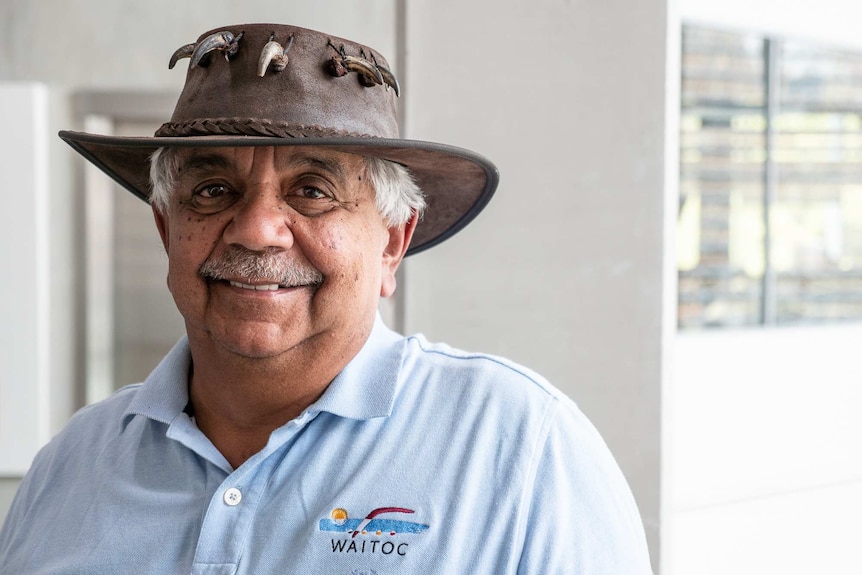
59,23,499,255
258,33,295,77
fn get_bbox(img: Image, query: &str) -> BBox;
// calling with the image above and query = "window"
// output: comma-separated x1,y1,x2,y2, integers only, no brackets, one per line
679,26,862,328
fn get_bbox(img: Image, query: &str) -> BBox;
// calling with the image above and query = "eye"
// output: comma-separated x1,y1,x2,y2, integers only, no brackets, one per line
197,184,230,198
182,182,240,214
301,186,327,199
283,182,341,217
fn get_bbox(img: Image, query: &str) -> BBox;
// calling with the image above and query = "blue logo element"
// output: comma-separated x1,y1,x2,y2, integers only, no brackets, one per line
320,507,429,537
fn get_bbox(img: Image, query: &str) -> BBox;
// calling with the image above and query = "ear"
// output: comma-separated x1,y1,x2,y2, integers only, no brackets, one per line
153,206,170,251
380,212,418,298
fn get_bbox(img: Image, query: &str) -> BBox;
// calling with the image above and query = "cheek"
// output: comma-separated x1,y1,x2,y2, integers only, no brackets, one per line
170,214,210,246
306,225,381,284
322,228,345,252
303,216,355,260
165,220,220,284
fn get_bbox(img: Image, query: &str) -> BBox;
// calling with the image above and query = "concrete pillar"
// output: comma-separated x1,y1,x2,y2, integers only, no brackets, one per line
402,1,677,570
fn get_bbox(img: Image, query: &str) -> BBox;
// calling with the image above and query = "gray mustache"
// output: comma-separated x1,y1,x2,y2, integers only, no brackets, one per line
199,246,324,287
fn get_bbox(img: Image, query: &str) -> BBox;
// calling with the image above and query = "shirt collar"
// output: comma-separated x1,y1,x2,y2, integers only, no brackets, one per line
308,314,405,420
122,335,192,429
122,313,405,429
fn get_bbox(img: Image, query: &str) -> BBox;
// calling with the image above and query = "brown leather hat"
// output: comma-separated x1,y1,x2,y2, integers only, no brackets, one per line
59,23,498,255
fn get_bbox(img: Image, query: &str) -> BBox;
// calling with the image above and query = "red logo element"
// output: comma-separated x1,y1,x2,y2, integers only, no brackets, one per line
351,507,414,538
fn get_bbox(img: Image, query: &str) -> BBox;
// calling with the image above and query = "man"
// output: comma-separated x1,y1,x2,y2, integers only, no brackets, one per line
0,23,651,574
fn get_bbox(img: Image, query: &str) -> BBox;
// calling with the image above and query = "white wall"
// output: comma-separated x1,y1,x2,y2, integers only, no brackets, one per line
0,0,397,91
402,1,675,570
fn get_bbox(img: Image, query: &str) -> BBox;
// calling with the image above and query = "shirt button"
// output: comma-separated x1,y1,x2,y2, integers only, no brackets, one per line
223,487,242,506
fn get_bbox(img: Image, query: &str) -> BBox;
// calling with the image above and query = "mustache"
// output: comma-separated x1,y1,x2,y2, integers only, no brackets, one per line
199,246,324,288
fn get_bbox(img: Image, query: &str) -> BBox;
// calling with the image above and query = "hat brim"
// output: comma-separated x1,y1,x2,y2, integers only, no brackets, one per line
59,130,498,256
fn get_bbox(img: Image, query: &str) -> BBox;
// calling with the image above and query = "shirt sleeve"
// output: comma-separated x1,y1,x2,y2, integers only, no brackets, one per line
0,443,51,565
516,396,653,574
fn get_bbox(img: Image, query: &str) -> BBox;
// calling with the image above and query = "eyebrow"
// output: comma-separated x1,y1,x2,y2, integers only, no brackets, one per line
179,152,234,174
283,154,351,183
178,151,353,182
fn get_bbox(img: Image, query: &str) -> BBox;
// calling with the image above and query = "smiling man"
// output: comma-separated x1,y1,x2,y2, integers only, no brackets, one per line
0,23,652,574
152,146,419,468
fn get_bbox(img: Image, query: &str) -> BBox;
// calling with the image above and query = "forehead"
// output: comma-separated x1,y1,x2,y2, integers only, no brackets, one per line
173,146,367,178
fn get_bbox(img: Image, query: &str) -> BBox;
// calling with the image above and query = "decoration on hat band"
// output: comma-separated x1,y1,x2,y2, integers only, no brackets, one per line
326,42,381,85
167,29,399,97
168,30,243,70
370,55,400,97
191,30,243,68
326,41,400,97
258,33,295,77
168,43,195,70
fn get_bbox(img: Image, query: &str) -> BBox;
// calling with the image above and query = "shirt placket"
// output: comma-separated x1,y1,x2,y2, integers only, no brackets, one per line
190,411,317,575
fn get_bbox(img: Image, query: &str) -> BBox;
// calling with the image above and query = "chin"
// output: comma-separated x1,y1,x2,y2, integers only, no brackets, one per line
224,342,297,361
211,326,303,360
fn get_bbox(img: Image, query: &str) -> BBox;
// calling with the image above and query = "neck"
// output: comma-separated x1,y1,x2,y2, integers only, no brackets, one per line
186,323,372,469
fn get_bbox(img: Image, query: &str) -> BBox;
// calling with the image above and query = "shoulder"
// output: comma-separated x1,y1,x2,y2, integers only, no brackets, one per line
397,333,652,571
396,332,604,460
401,332,563,402
27,384,143,475
62,384,142,433
1,385,144,531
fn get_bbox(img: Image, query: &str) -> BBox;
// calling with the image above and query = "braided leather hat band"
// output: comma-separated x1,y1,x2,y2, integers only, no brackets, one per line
155,118,373,140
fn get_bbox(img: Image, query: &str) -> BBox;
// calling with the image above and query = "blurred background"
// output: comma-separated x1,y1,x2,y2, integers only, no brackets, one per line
1,0,860,573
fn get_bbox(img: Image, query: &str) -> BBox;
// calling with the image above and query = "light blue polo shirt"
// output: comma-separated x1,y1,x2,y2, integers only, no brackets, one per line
0,317,651,574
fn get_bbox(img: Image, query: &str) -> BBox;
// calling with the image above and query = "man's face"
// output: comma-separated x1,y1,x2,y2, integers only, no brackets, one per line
153,146,414,360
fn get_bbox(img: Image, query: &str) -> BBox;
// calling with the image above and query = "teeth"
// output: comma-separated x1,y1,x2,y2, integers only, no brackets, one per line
229,280,280,291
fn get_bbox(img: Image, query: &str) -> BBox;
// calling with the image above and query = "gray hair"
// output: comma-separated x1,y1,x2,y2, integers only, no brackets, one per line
148,147,425,226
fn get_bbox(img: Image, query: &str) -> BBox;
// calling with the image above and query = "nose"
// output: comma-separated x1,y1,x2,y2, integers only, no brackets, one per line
222,185,295,252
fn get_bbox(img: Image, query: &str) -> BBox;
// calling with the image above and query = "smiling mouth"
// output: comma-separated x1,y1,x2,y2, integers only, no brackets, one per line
213,278,323,292
228,280,283,291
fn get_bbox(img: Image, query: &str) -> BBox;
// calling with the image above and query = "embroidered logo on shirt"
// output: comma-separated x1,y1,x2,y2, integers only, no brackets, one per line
320,507,428,556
